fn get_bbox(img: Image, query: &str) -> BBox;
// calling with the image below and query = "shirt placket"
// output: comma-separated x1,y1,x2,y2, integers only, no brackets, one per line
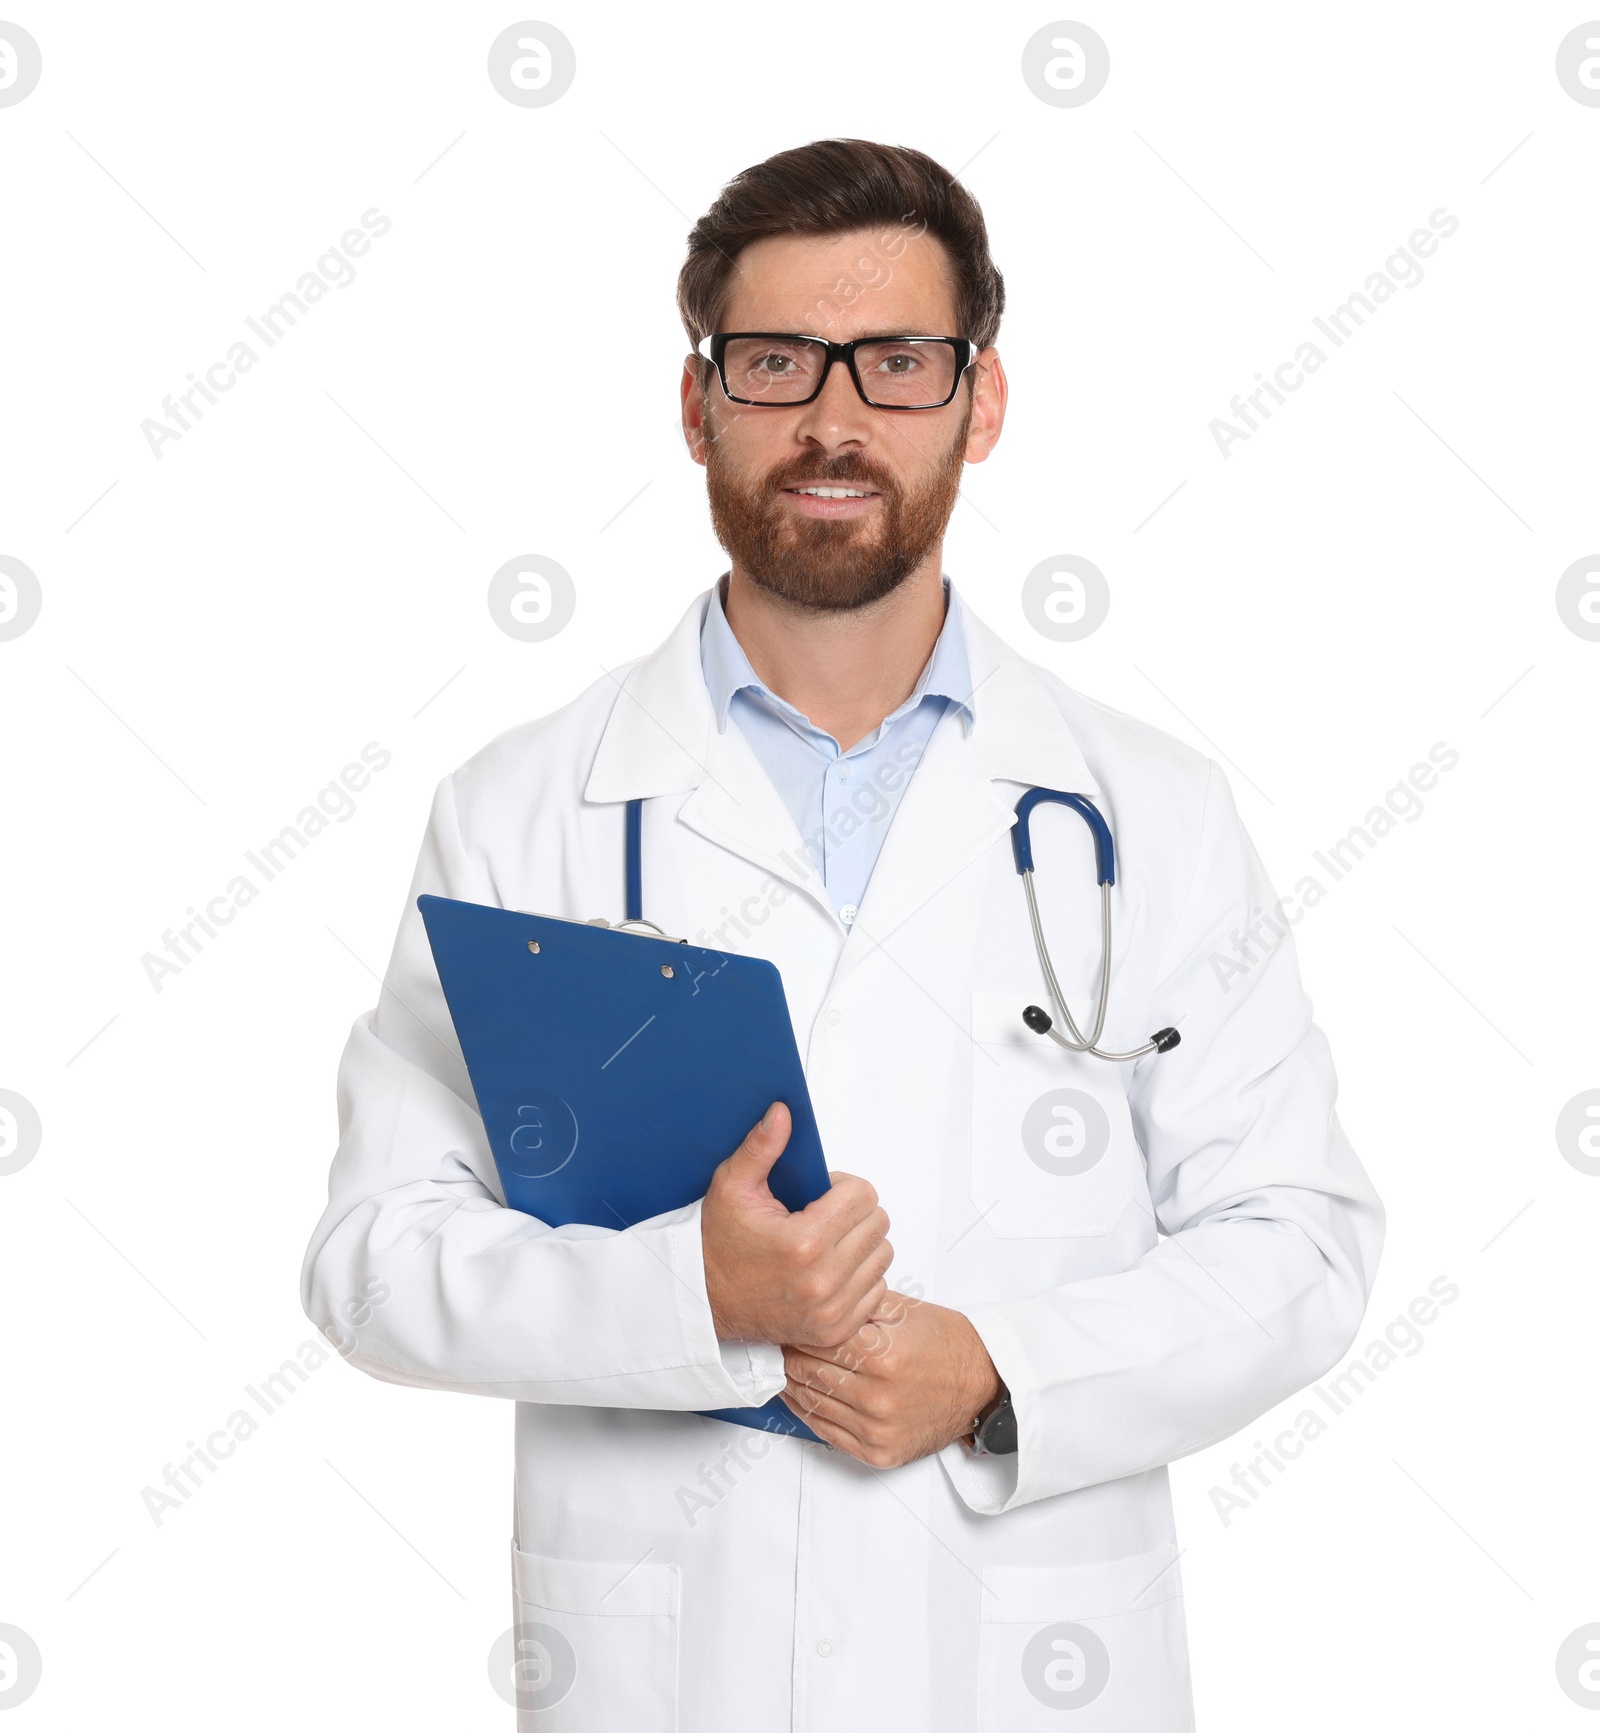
820,745,873,927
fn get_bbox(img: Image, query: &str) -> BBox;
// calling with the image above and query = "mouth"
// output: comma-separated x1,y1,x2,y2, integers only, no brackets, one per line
780,482,883,519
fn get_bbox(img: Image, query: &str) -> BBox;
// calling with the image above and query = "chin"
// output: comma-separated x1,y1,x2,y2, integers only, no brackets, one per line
746,548,919,614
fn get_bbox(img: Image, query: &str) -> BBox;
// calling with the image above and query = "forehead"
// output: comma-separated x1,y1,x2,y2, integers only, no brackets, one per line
718,227,960,338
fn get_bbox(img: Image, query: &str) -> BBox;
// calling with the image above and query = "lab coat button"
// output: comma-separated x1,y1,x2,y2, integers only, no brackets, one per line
816,1639,834,1657
824,1007,842,1025
838,902,858,926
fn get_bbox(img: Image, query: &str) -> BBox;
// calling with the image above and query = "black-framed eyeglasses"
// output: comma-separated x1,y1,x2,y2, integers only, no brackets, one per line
696,332,977,410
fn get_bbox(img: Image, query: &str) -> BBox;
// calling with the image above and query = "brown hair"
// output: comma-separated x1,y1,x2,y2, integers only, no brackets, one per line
677,138,1005,357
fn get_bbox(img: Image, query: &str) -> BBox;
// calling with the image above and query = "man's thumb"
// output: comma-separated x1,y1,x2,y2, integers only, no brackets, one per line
728,1101,790,1191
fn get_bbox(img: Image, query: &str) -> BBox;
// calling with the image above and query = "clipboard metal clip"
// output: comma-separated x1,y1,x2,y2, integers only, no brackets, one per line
585,915,689,944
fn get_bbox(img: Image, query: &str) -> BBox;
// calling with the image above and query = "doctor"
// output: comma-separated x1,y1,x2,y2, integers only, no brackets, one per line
301,137,1383,1730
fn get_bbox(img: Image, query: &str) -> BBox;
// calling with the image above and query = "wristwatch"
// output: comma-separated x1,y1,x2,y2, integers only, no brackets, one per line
969,1384,1017,1457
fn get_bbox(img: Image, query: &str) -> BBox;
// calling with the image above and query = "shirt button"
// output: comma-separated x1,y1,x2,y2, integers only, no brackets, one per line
825,1007,842,1026
834,762,850,779
838,902,858,927
816,1639,834,1657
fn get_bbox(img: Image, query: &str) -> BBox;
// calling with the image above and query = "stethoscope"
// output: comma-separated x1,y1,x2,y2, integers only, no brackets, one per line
618,787,1180,1065
1010,789,1180,1063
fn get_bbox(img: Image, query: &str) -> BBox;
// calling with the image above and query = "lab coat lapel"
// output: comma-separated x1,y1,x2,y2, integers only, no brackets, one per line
583,591,833,924
582,585,1105,962
825,709,1012,998
827,592,1102,996
676,720,834,923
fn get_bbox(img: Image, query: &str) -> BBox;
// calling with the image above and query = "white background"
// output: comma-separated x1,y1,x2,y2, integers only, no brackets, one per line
1,2,1596,1726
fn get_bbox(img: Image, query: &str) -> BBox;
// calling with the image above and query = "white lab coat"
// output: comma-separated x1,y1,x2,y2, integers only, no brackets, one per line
301,582,1383,1731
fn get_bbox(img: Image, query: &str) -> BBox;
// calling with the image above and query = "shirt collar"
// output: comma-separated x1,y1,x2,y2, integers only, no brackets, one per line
699,572,976,739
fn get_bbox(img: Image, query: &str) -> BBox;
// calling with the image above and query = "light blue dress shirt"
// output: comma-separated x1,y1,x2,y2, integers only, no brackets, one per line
699,575,975,928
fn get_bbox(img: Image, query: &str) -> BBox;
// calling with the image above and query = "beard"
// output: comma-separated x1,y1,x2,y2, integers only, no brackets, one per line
703,397,971,613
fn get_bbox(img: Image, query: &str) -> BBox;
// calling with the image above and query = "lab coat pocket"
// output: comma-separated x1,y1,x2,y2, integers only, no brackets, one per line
507,1543,679,1729
968,990,1136,1238
978,1543,1193,1731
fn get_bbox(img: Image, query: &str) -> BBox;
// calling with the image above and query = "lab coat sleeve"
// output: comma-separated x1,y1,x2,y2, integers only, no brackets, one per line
299,770,787,1410
944,759,1385,1514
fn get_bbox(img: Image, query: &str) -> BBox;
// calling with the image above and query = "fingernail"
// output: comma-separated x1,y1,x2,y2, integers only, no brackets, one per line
761,1103,774,1130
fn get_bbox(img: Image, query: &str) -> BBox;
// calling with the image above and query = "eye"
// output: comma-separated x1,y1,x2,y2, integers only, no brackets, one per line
870,348,922,375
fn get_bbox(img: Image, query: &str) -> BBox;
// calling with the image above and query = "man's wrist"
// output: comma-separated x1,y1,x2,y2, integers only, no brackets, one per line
952,1316,1004,1438
970,1376,1005,1431
961,1356,1005,1437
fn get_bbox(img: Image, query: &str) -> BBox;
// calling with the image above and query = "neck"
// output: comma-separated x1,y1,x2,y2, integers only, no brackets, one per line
721,552,948,752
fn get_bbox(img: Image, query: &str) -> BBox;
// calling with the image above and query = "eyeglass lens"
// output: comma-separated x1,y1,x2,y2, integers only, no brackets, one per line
721,337,959,407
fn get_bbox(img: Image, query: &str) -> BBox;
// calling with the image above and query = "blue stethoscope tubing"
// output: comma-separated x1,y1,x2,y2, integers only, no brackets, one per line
622,789,1179,1064
1010,789,1180,1062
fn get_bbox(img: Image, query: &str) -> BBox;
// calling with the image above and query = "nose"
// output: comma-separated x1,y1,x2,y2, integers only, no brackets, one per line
790,349,875,456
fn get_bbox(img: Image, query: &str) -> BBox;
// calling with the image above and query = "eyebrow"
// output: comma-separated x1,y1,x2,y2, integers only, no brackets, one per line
784,328,947,341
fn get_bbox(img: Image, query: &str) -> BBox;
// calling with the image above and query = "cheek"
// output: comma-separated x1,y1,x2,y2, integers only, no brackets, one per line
918,403,970,454
890,417,968,487
710,407,802,475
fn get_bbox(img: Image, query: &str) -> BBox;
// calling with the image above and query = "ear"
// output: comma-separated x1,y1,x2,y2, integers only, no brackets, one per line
962,347,1008,465
681,357,710,467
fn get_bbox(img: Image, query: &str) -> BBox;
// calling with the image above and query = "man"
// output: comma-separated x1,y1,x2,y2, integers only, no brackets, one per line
301,138,1383,1729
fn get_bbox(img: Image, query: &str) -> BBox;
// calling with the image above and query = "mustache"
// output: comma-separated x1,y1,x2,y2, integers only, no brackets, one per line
764,456,898,495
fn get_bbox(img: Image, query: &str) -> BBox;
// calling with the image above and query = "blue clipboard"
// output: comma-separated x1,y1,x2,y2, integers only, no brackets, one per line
417,893,826,1442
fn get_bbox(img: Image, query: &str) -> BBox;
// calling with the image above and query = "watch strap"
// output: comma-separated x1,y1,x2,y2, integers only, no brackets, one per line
971,1385,1017,1456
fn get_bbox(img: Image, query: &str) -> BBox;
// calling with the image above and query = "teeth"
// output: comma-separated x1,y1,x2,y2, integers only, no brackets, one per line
794,486,871,498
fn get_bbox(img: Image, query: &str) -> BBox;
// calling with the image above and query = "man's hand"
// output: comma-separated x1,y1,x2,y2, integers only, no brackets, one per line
702,1102,893,1349
780,1292,1002,1468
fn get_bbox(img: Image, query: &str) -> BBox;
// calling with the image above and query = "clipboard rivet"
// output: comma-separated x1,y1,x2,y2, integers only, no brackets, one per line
661,964,674,978
527,941,540,954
